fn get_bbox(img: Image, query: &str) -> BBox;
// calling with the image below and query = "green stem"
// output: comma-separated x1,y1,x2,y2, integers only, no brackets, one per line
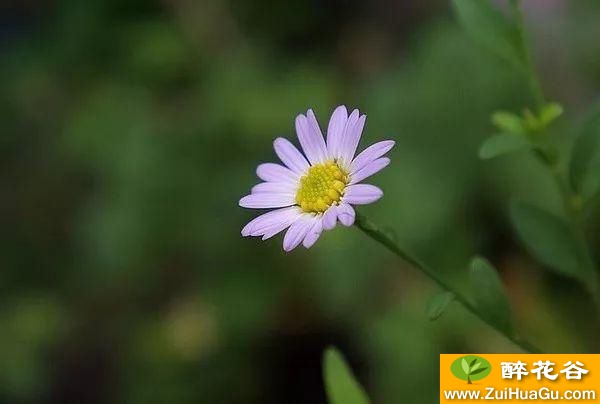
510,0,545,111
354,212,544,354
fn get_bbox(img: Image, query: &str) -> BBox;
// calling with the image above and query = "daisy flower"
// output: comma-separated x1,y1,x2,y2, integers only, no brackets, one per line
239,106,394,251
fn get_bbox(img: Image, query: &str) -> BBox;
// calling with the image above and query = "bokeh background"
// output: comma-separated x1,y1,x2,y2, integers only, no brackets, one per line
1,0,599,403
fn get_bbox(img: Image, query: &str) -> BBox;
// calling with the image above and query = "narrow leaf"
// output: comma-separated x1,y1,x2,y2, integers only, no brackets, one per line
426,291,454,321
469,257,513,336
323,347,370,404
492,111,525,135
569,102,600,197
469,358,478,367
470,367,488,375
539,103,564,127
461,358,470,376
479,133,529,160
510,201,585,281
471,362,481,372
452,0,523,67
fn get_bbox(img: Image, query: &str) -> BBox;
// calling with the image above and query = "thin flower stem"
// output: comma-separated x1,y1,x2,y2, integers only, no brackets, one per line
354,212,544,354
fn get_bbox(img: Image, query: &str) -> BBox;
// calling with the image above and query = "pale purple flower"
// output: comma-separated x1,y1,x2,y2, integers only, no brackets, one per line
239,106,394,251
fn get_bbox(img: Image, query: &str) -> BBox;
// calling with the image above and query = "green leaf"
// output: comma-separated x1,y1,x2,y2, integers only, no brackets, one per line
569,102,600,197
479,133,530,159
452,0,523,67
539,103,564,127
323,347,370,404
461,358,470,376
510,201,585,282
469,358,478,367
471,362,481,372
522,108,544,133
492,111,525,134
426,291,454,321
470,367,488,375
469,257,513,336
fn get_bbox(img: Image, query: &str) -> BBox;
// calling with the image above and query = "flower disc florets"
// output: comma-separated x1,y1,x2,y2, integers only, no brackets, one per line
295,162,348,213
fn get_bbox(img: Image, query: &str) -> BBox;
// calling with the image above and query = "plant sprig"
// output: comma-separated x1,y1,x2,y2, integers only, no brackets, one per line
355,213,543,354
478,0,600,308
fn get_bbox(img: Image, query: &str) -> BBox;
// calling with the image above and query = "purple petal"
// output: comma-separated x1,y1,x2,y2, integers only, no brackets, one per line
322,205,338,230
251,181,297,194
339,110,365,168
256,163,298,184
336,109,359,162
343,184,383,205
295,112,327,165
273,137,309,174
239,193,295,209
326,106,348,159
350,157,390,184
241,207,300,237
303,218,323,248
283,215,314,251
337,203,355,226
261,210,303,240
350,140,395,174
262,221,294,240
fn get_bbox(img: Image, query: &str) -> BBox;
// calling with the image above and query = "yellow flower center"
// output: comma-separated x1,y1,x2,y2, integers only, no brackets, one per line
295,162,349,213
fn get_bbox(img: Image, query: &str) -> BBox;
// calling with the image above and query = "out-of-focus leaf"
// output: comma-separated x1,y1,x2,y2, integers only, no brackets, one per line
426,291,454,321
470,367,488,375
469,257,513,336
323,347,370,404
510,201,585,281
539,103,564,127
452,0,523,67
569,103,600,198
471,362,481,372
492,111,525,134
479,133,529,159
522,108,545,133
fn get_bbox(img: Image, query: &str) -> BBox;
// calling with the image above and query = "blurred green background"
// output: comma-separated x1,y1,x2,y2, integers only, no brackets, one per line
1,0,599,403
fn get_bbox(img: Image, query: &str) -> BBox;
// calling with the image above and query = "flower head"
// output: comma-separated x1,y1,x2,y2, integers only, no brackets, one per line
239,106,394,251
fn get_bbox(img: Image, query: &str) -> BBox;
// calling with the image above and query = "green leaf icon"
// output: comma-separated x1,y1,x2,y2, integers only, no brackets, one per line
451,355,492,383
461,358,470,376
470,367,489,376
323,347,370,404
